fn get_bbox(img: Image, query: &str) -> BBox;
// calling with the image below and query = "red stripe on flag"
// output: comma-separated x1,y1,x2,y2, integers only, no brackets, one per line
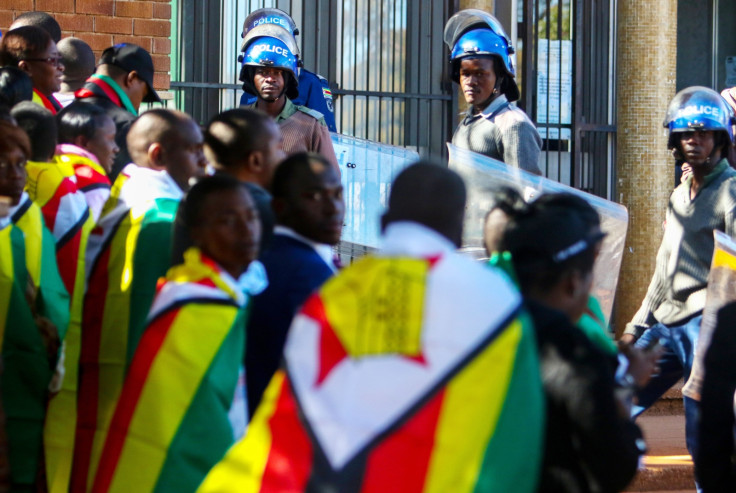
92,307,182,493
260,381,313,492
360,389,446,493
302,295,347,387
55,219,82,296
71,245,112,492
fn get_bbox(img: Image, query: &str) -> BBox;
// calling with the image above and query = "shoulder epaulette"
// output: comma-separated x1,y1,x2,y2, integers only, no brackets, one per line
297,105,325,121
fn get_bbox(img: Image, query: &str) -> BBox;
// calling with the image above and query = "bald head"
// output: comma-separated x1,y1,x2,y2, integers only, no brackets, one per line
127,109,207,191
57,37,95,92
382,162,467,247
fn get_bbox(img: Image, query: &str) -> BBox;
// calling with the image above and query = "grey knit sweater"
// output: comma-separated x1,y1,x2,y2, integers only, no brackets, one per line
451,94,542,175
625,159,736,337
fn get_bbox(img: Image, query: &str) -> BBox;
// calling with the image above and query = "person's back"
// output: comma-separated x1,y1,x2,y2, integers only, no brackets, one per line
499,193,645,492
198,162,545,493
73,109,206,492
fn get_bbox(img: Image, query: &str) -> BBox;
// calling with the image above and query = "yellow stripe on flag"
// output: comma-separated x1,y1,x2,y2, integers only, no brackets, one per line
86,212,145,489
423,320,522,493
106,303,238,493
0,226,14,346
44,214,92,493
14,202,43,286
197,372,285,493
712,247,736,270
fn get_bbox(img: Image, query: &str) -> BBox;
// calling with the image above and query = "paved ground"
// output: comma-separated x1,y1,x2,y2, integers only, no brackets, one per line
625,414,696,492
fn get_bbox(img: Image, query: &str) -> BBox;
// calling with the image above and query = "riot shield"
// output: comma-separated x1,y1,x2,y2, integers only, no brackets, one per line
448,143,628,323
332,133,419,255
683,230,736,401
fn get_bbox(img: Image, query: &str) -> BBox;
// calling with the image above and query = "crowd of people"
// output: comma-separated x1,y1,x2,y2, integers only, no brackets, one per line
0,6,736,493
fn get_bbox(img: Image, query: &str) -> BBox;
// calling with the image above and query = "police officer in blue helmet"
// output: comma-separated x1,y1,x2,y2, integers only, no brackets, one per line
238,8,337,132
621,86,736,491
239,11,338,173
444,9,541,175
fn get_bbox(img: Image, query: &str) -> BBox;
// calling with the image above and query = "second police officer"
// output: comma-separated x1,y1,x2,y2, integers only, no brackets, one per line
444,9,542,175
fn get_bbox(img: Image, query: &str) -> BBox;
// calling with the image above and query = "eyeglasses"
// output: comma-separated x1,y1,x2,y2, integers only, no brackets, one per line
0,159,26,176
22,56,62,67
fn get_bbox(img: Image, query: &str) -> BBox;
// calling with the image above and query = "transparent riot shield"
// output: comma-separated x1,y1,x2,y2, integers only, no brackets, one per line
332,133,419,257
683,230,736,401
448,143,628,323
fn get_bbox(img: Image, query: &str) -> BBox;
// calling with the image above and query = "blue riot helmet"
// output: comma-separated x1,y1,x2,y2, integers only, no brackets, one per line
444,9,519,101
239,35,299,100
663,86,736,150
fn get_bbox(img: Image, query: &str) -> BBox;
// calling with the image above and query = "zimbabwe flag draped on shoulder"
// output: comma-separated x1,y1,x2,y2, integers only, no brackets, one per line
0,217,63,488
55,144,112,223
72,164,184,492
199,249,545,493
91,247,250,493
23,158,94,493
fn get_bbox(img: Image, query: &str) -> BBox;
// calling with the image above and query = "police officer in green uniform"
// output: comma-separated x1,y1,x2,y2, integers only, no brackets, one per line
239,28,338,172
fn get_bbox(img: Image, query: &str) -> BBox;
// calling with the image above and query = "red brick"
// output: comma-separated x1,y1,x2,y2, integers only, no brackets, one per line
76,0,114,15
74,32,114,51
151,54,170,72
112,35,152,51
152,37,170,54
133,19,169,37
115,1,153,18
55,13,94,33
152,2,171,19
0,10,14,31
95,16,132,34
153,72,170,90
35,0,73,13
10,0,36,12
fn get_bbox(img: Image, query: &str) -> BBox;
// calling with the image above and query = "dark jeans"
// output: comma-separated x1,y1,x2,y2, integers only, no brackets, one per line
632,316,702,492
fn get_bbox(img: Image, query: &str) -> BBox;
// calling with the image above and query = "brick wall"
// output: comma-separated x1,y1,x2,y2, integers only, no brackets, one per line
0,0,171,90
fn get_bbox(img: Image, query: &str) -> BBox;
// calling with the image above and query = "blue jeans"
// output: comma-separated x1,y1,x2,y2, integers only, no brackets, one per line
632,316,702,490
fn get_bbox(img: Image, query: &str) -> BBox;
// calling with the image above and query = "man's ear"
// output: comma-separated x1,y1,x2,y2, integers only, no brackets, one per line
246,151,264,173
147,142,165,170
17,60,31,75
72,135,89,149
124,70,139,89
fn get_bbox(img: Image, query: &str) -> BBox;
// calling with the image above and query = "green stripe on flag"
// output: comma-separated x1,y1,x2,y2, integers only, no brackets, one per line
126,198,180,368
2,226,53,486
154,308,247,493
473,312,545,493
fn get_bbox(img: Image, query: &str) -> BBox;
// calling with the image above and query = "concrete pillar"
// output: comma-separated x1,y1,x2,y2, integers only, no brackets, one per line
613,0,678,337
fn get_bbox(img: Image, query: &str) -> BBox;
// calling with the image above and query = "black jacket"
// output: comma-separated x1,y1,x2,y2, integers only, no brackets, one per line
527,300,644,493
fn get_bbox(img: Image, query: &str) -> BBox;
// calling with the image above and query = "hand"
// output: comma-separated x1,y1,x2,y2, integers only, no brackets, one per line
681,163,692,183
617,333,637,347
620,344,664,389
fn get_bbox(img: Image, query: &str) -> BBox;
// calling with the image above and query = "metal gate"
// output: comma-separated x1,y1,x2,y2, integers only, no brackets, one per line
170,0,456,158
519,0,616,198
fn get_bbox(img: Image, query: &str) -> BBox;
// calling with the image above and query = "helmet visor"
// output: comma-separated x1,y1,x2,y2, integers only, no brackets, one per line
444,9,512,50
241,24,300,56
243,8,298,37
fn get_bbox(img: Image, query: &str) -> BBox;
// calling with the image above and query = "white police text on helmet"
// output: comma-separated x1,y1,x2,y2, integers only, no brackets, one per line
251,17,290,31
677,105,721,119
251,43,290,58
